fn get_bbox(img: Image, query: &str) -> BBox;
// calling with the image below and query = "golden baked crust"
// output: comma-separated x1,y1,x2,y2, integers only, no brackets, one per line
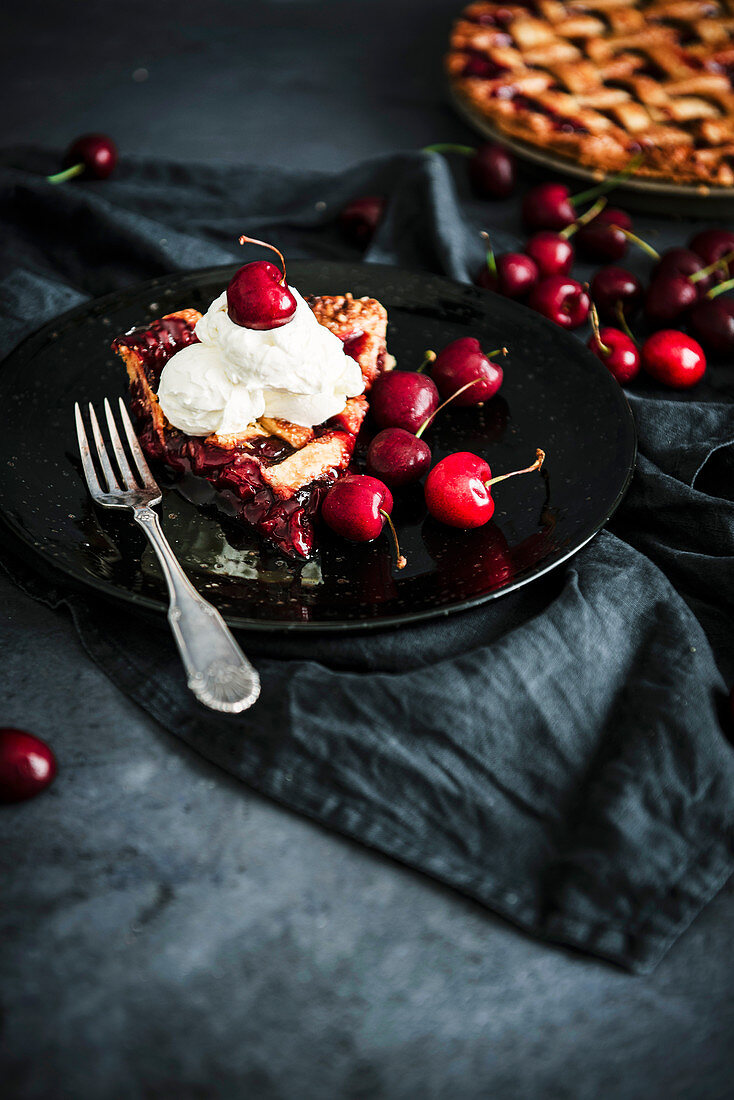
447,0,734,188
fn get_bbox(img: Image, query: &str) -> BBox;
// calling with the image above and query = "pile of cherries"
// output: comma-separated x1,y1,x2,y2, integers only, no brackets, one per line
323,337,545,567
339,142,734,391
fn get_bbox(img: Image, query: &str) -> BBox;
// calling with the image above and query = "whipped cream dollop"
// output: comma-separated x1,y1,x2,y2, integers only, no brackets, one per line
156,288,364,436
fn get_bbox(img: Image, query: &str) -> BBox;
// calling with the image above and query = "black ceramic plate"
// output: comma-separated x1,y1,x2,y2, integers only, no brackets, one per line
0,262,635,632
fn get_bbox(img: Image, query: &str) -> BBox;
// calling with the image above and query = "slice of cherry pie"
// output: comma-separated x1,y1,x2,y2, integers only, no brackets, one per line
448,0,734,188
113,293,390,559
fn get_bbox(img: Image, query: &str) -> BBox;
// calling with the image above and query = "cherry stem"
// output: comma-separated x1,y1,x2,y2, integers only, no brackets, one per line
416,350,436,374
561,197,607,239
487,448,545,488
423,143,475,156
379,510,407,570
570,153,644,208
707,276,734,300
612,226,660,261
415,352,508,438
47,162,85,184
480,230,497,276
588,302,610,356
689,249,734,284
614,301,637,344
238,234,288,285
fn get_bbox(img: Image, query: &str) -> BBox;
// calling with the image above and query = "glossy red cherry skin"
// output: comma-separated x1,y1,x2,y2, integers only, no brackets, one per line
525,232,574,277
227,261,297,330
0,728,57,802
528,276,590,329
653,247,710,291
575,208,631,262
689,229,734,278
63,133,117,179
425,452,494,528
587,327,640,384
642,330,706,388
522,183,575,231
477,253,539,298
644,273,698,327
370,370,439,433
468,143,516,199
687,297,734,356
322,475,394,541
366,428,431,487
338,196,385,247
432,337,503,405
590,266,643,321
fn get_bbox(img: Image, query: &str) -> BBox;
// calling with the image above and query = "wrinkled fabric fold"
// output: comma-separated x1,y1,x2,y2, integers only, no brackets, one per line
1,148,733,972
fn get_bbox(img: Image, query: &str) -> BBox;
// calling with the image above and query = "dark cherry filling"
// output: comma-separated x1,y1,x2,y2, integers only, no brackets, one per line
118,316,368,560
503,93,590,134
462,49,511,79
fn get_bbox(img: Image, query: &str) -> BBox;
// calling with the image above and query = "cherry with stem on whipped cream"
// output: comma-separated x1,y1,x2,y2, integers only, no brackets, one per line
423,142,516,199
47,134,118,183
0,728,57,802
425,448,545,528
322,475,406,568
226,235,297,330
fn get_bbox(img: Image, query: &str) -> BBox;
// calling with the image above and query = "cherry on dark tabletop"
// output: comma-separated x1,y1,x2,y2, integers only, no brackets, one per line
689,229,734,276
687,297,734,356
590,266,643,321
0,728,57,803
644,273,699,327
476,252,538,298
575,208,631,263
525,232,574,277
588,327,640,385
642,330,707,389
322,475,393,542
425,451,497,529
528,275,590,329
468,143,516,200
338,196,385,247
522,182,575,232
62,133,117,180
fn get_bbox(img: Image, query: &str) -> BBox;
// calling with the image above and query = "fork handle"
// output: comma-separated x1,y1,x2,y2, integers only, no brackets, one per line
133,506,261,713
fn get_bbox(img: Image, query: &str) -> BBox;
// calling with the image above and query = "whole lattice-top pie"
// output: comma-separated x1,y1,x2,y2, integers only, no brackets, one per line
447,0,734,188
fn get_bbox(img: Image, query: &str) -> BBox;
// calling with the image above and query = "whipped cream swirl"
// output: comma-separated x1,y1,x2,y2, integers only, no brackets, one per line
156,288,364,436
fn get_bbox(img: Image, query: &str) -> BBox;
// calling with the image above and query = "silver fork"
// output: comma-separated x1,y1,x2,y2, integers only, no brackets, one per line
74,398,261,714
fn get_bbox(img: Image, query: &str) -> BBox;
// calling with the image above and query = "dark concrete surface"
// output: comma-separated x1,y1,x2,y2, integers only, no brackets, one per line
2,2,734,1097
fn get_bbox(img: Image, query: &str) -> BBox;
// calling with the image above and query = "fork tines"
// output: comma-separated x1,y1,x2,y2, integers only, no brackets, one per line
75,398,159,499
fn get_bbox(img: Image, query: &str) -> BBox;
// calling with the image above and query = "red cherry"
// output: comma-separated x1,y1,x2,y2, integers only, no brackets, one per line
425,448,545,528
431,338,504,405
0,728,57,803
525,231,574,277
47,133,117,183
370,370,439,433
653,247,709,287
477,251,539,298
590,266,643,321
322,475,406,567
227,236,297,330
689,229,734,278
522,183,575,231
468,143,516,199
587,327,640,385
687,296,734,357
528,276,590,329
366,428,432,487
339,196,385,247
575,208,631,262
641,330,706,388
644,273,699,327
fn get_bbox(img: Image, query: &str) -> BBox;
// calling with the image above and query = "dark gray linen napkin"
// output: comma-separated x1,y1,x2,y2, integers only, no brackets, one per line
2,146,733,973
